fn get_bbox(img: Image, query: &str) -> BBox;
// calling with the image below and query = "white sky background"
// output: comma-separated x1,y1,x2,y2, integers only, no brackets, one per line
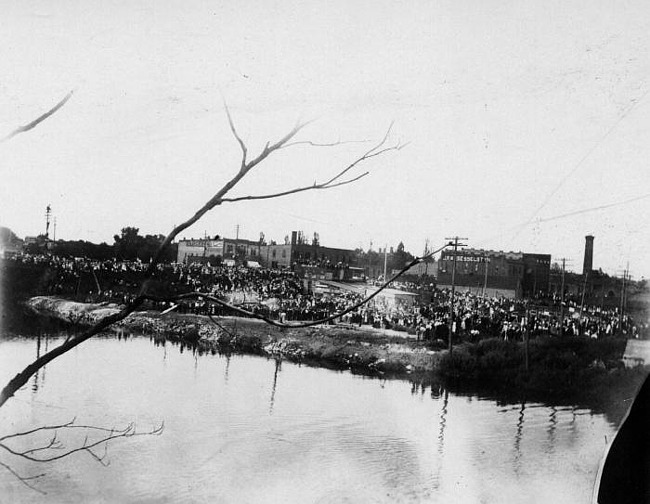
1,0,649,278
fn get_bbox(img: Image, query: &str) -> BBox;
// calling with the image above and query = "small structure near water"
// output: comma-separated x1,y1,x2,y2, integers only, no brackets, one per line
622,339,650,368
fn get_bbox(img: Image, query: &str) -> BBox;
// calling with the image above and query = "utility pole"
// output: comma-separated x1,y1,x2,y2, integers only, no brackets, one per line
235,224,240,260
559,258,567,337
423,238,430,277
619,263,629,331
45,204,52,239
383,244,388,281
524,301,530,372
623,265,631,316
482,253,489,298
579,271,588,322
444,236,468,354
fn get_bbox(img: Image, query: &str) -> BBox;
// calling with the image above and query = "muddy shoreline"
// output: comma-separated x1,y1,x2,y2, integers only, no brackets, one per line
25,296,443,376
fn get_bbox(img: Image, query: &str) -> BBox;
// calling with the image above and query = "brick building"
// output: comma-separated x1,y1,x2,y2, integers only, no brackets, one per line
177,236,262,264
437,248,551,298
260,231,357,270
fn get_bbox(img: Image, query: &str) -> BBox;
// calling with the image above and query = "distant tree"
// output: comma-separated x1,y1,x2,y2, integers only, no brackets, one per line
52,240,114,261
113,227,142,260
112,228,176,262
23,234,49,255
0,227,20,244
390,241,415,271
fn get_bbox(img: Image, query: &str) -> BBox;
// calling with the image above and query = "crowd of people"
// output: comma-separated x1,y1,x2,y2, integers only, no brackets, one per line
8,252,647,342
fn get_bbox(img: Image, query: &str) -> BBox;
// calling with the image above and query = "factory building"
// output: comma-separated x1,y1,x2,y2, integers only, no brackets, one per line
260,231,357,271
436,248,551,299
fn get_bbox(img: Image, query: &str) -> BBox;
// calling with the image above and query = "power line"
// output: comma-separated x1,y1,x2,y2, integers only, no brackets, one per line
514,83,650,239
474,191,650,249
535,193,650,224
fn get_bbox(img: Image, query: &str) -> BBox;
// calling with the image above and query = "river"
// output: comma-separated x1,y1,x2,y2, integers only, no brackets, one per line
0,329,618,503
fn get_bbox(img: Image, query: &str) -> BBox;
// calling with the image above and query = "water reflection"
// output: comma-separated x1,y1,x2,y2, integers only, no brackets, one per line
32,333,42,393
224,353,231,383
547,405,558,455
269,358,281,415
0,332,624,503
513,401,525,475
438,389,449,456
27,332,54,395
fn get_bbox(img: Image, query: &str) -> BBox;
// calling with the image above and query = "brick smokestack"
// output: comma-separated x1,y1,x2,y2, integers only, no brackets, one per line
583,235,594,276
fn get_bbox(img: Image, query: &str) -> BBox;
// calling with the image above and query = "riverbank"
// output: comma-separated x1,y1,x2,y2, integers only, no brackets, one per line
24,296,649,409
25,296,442,375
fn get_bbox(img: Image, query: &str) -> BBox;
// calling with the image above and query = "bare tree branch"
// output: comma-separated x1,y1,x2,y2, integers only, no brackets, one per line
0,418,78,441
219,171,371,204
20,434,63,456
321,125,404,187
0,104,401,409
1,91,74,143
0,420,163,463
220,125,405,204
223,102,247,169
0,419,163,493
140,112,309,274
208,313,238,338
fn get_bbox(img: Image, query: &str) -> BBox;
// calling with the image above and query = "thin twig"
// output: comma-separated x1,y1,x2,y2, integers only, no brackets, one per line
0,419,77,442
0,422,163,463
220,171,370,204
282,139,370,149
223,102,247,169
220,125,404,204
0,461,46,494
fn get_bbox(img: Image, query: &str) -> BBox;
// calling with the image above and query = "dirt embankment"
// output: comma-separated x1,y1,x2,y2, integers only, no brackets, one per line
25,296,443,376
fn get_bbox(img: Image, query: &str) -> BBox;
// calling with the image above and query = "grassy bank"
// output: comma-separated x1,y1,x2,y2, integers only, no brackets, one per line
438,336,648,405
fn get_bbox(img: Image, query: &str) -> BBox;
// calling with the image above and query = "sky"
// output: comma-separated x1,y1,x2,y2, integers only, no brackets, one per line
1,0,649,279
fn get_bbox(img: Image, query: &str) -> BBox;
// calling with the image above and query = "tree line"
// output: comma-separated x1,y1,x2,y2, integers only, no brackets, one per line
22,227,178,262
20,226,421,273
